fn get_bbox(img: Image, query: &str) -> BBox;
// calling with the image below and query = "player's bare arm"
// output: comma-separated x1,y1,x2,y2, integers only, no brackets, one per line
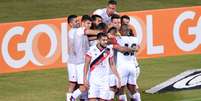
83,55,91,88
85,29,100,35
88,36,97,41
113,44,137,53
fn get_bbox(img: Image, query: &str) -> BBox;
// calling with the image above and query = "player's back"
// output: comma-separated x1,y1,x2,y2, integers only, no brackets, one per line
67,28,78,63
73,27,90,64
116,36,138,66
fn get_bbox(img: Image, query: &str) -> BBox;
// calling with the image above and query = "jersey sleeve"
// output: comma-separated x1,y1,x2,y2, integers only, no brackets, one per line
107,45,114,58
76,27,85,37
93,9,102,15
85,47,93,58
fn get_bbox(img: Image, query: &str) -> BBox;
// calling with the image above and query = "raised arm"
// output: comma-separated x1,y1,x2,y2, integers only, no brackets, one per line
85,29,100,35
88,35,97,41
113,44,137,53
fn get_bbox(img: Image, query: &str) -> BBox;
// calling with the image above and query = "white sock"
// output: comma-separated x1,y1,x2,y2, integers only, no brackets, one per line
66,93,72,101
72,89,82,99
118,94,127,101
133,92,141,101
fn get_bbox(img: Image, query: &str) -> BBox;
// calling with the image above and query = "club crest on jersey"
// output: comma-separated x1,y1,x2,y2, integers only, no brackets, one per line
103,53,106,57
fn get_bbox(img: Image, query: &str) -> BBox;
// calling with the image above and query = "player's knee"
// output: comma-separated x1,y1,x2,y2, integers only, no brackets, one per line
79,85,87,92
128,85,138,94
69,82,77,87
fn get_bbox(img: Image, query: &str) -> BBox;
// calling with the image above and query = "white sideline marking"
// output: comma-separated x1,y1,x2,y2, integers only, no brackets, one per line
145,69,201,94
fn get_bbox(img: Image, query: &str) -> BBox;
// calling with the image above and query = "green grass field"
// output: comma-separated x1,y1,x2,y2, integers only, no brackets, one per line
0,54,201,101
0,0,201,101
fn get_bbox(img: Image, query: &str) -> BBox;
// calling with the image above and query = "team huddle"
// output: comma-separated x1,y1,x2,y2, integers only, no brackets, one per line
66,0,141,101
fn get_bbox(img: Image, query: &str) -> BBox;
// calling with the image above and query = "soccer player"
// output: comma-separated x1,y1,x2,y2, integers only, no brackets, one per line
121,15,130,25
90,14,103,30
121,15,137,36
107,26,139,101
109,14,121,36
120,18,141,86
66,14,80,101
89,22,108,46
69,15,100,101
116,24,141,101
93,0,118,24
83,32,121,101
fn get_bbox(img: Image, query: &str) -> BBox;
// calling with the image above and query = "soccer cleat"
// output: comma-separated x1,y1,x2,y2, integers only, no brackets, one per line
66,93,72,101
70,96,76,101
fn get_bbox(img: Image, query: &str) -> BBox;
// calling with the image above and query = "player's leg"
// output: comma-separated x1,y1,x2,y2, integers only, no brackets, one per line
117,86,127,101
135,65,140,89
100,85,113,101
66,63,77,101
109,74,117,101
127,84,141,101
71,64,88,101
117,75,128,101
127,66,141,101
117,66,128,101
88,84,99,101
136,65,140,80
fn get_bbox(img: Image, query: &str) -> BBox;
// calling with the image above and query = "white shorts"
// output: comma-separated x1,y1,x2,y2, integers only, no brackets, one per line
76,63,85,84
88,76,112,100
67,63,77,82
109,74,117,87
110,64,137,86
136,65,140,80
135,65,140,88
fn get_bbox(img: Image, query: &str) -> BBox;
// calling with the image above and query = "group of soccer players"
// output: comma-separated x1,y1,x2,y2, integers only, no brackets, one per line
66,0,141,101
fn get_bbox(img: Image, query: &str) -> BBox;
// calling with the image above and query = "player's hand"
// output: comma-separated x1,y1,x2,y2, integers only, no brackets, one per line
131,47,136,52
116,78,121,88
83,79,89,89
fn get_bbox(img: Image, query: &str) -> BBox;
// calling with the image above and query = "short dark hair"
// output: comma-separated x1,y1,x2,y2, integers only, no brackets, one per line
111,14,120,21
91,14,102,21
67,15,77,24
121,15,130,21
107,27,117,34
97,32,108,39
81,15,92,22
97,22,108,31
108,0,117,5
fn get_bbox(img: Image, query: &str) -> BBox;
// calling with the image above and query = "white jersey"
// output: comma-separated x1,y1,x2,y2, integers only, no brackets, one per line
116,36,139,67
86,45,113,84
73,27,90,64
67,28,78,64
93,8,117,24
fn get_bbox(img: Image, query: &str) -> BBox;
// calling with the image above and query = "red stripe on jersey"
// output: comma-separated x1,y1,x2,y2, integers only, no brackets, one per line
113,44,120,49
111,37,118,45
90,49,110,72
